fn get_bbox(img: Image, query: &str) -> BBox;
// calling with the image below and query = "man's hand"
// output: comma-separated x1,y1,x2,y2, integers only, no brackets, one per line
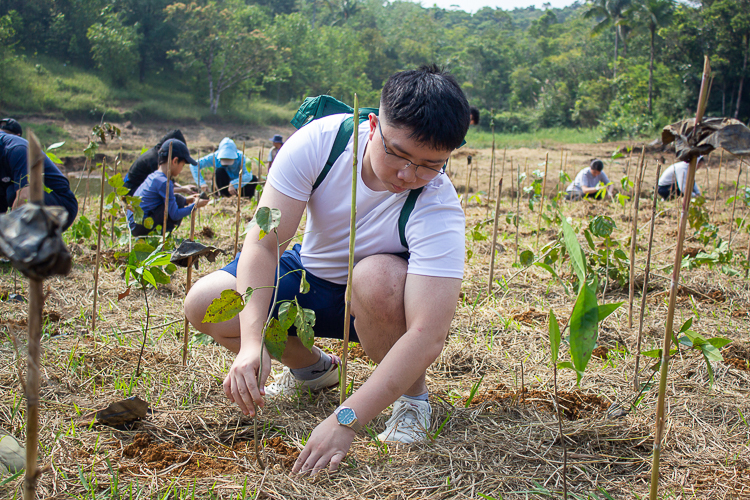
175,184,198,194
223,345,271,416
195,198,209,208
228,184,238,196
201,184,209,193
12,186,29,209
292,414,354,476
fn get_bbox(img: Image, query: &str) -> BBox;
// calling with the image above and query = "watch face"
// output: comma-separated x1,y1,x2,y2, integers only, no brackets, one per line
337,407,356,426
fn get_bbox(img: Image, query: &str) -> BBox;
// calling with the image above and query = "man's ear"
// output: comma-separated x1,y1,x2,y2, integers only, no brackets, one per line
367,113,378,142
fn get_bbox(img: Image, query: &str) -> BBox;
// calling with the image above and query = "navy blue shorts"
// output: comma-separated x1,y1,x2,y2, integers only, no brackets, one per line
221,244,359,342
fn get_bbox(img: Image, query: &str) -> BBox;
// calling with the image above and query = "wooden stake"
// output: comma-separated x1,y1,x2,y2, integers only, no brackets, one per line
110,149,120,246
628,149,647,328
728,160,743,247
536,153,549,251
463,156,472,213
183,209,197,365
340,94,359,405
500,148,507,196
713,149,724,214
234,142,246,257
625,145,635,190
488,179,503,295
24,131,45,500
635,163,663,392
162,142,173,241
556,149,564,194
92,157,107,334
488,109,495,200
650,55,711,500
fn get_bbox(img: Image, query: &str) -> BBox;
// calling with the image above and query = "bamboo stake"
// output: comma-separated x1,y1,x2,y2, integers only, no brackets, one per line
649,55,711,500
536,153,549,251
515,161,521,266
182,209,197,366
713,149,723,214
340,94,359,406
628,148,647,328
92,157,107,335
500,148,506,196
488,179,503,295
24,131,45,500
635,163,663,392
553,359,568,500
728,160,743,246
162,142,173,241
463,156,472,213
625,145,635,190
555,149,564,194
488,110,495,201
82,153,94,215
234,142,246,257
110,149,120,246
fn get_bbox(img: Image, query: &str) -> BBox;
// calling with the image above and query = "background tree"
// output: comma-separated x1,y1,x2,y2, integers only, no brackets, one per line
166,0,275,115
584,0,633,79
86,8,141,87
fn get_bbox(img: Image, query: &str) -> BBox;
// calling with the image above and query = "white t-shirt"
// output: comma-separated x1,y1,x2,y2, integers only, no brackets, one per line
267,114,465,285
566,167,610,194
658,161,701,196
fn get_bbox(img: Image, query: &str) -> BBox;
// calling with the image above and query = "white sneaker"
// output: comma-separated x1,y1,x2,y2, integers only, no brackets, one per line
264,357,340,397
376,396,432,444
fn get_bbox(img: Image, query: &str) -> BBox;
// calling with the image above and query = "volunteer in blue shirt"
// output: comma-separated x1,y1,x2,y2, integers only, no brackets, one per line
190,138,256,198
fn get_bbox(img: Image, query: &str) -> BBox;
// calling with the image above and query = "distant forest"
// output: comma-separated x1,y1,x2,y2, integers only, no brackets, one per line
0,0,748,140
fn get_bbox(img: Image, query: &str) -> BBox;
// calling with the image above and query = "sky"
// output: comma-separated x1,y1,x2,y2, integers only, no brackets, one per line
410,0,579,14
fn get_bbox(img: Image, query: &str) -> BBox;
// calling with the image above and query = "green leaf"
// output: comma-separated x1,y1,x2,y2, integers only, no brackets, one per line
590,216,616,238
641,349,662,358
265,318,289,359
108,173,125,189
46,152,63,164
679,318,693,333
583,229,596,250
569,280,599,383
598,302,623,322
701,343,723,363
278,301,297,331
203,290,246,323
707,337,731,350
562,215,586,285
520,250,534,266
295,304,316,350
116,186,130,196
47,141,65,151
149,267,171,285
549,310,561,364
299,270,310,294
141,269,157,288
255,207,281,235
557,361,583,383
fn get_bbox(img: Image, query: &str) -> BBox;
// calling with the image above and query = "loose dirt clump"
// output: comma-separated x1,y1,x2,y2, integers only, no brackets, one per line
723,342,750,371
263,436,300,468
85,347,174,371
201,226,215,239
121,433,241,476
337,343,371,363
682,247,703,258
512,308,547,325
467,384,610,420
591,346,609,360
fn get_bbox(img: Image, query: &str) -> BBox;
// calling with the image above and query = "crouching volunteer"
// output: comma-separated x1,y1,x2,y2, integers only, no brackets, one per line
184,65,469,475
190,137,257,198
566,159,613,201
0,128,78,230
658,156,704,200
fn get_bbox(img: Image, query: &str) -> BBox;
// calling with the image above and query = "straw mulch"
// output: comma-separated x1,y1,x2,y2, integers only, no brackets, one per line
1,148,750,499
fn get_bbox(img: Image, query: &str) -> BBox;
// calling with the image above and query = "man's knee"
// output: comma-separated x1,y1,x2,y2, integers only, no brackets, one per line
352,255,407,318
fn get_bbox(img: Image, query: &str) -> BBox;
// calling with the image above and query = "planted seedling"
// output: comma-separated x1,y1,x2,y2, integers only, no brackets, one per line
202,207,315,466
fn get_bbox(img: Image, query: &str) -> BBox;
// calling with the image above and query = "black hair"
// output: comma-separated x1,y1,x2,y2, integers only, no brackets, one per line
470,107,480,125
0,118,23,136
380,65,470,151
158,153,186,165
590,159,604,171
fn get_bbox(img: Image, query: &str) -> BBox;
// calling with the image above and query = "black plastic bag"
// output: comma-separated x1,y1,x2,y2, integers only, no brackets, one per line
170,240,224,269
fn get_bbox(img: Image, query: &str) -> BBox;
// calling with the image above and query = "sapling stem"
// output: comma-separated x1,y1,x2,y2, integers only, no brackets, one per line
500,148,506,197
162,142,173,241
340,94,359,406
111,149,120,246
183,209,197,366
92,157,107,336
625,145,635,192
463,156,472,213
713,149,723,214
488,179,503,296
488,110,495,202
136,287,150,378
536,153,549,251
728,160,743,247
553,361,567,500
515,160,521,266
628,149,647,328
24,131,45,500
635,163,662,392
555,149,563,195
234,142,246,257
650,55,711,500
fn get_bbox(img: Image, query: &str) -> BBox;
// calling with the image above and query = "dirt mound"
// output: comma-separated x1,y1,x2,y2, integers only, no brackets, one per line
512,308,547,325
591,346,609,360
336,343,371,363
723,342,750,371
263,436,299,468
121,433,241,476
85,347,175,371
468,384,610,420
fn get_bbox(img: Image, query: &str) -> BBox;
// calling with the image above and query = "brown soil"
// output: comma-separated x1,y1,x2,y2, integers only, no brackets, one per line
85,347,175,371
336,343,371,363
201,226,216,239
723,342,750,371
121,433,241,477
591,346,609,360
263,436,300,468
467,384,610,420
512,307,547,325
677,286,726,303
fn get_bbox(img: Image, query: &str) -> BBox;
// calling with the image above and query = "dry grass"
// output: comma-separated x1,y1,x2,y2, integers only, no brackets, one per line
1,145,750,499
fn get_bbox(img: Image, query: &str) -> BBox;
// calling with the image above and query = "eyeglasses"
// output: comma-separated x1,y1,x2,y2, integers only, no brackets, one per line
378,121,447,181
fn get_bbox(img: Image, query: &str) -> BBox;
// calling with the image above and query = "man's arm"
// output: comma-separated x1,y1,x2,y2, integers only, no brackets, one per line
293,274,461,475
223,185,307,416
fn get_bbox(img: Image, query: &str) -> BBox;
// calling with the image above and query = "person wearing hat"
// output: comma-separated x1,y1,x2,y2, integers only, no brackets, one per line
0,118,22,137
123,129,197,196
658,157,704,200
566,159,613,200
267,134,284,170
0,127,78,230
127,139,209,236
190,137,256,198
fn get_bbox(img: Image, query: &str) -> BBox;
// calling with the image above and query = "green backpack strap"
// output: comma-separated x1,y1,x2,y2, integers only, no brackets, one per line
398,187,423,249
312,116,354,190
291,95,353,129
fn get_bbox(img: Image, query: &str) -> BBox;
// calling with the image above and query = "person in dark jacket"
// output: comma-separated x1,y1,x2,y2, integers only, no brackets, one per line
123,129,197,196
0,130,78,230
0,118,22,137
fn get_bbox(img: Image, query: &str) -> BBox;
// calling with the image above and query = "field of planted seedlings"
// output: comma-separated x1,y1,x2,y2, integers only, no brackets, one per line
1,125,750,500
